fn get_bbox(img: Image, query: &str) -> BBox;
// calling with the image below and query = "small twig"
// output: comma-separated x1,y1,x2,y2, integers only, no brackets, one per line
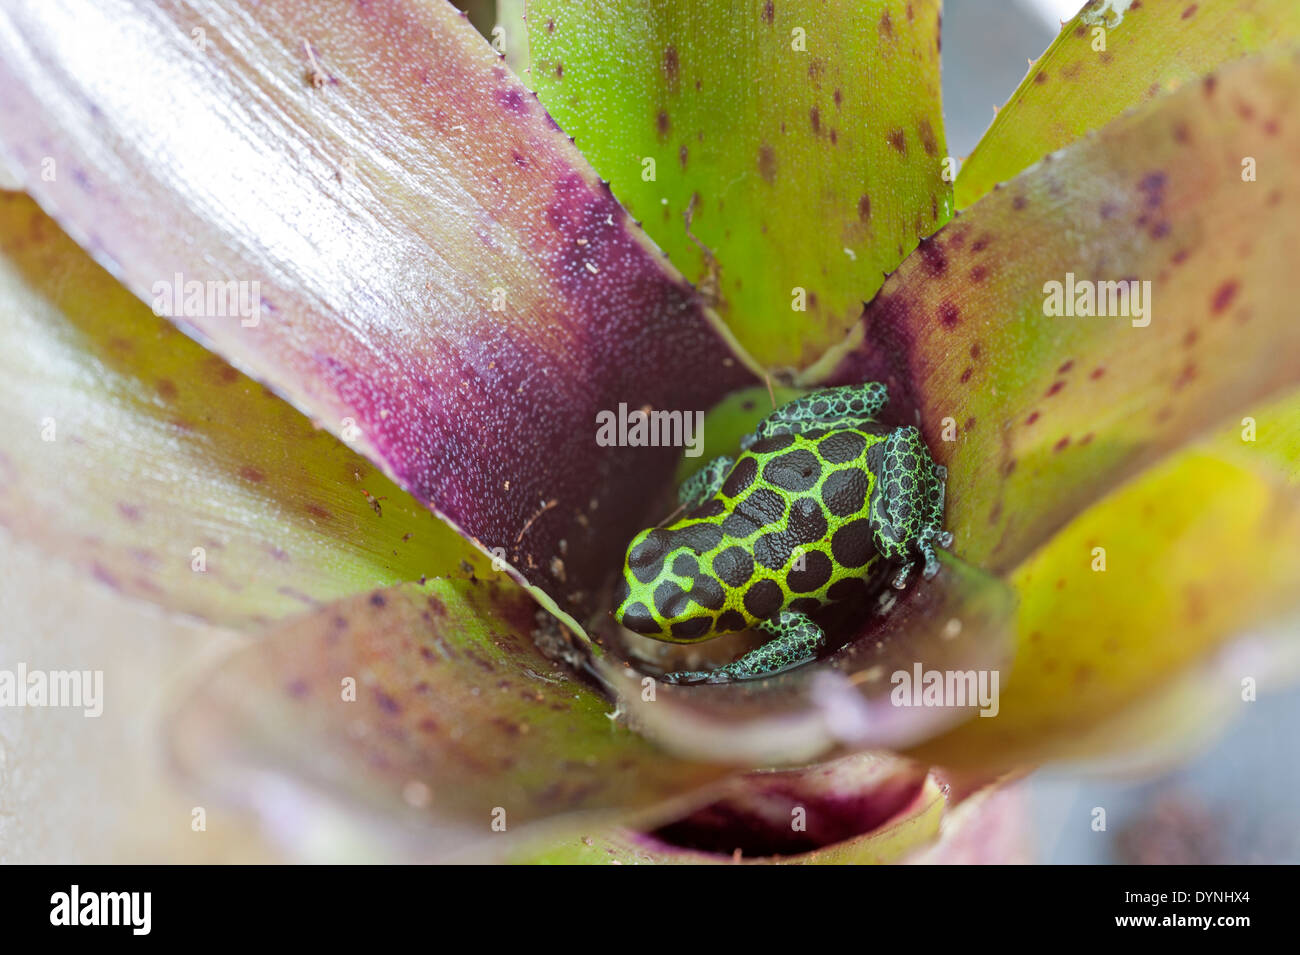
655,501,687,528
515,498,557,545
302,39,328,88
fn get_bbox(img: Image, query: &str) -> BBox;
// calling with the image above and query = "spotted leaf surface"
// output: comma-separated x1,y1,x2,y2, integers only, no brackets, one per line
169,578,733,861
0,0,755,625
918,410,1300,771
528,0,948,369
826,50,1300,573
0,193,487,628
957,0,1300,207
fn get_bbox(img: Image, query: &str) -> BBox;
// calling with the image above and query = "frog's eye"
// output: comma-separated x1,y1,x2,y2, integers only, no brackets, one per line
653,580,691,620
627,530,669,582
618,601,659,635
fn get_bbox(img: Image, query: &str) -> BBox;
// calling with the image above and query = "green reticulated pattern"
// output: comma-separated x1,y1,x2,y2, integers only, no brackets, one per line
615,427,887,642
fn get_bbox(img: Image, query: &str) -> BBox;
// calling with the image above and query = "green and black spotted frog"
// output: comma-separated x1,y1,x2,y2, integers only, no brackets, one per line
612,383,952,684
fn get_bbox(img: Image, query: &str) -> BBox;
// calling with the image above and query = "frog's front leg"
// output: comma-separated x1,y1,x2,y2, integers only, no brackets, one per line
869,426,954,589
741,382,889,450
661,609,826,684
677,455,735,512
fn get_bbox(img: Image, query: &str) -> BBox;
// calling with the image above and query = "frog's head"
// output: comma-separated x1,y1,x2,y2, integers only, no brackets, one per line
611,521,726,642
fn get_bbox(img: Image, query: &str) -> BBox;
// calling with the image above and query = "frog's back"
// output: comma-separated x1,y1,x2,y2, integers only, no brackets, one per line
623,425,888,640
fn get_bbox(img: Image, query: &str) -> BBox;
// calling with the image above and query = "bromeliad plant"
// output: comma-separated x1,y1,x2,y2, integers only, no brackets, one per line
2,0,1299,862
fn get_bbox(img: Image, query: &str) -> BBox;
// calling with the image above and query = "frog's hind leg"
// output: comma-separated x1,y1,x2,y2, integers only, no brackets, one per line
869,426,953,589
661,609,826,684
741,382,889,450
677,455,735,512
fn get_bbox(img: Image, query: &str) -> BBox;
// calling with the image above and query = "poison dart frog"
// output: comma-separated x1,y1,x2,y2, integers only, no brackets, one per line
612,383,952,684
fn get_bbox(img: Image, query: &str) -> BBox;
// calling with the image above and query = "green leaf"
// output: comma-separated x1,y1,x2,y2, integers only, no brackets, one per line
169,577,734,861
528,0,949,369
0,192,486,627
824,49,1300,573
673,383,804,486
0,0,756,629
956,0,1300,207
916,407,1300,771
497,0,531,79
1211,387,1300,485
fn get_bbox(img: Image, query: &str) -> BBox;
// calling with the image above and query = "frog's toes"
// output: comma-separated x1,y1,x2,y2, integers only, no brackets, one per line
917,528,949,581
660,668,725,685
890,534,946,589
921,542,942,580
890,562,916,590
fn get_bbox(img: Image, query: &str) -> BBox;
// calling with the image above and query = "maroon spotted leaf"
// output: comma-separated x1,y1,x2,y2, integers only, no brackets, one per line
0,192,493,627
822,50,1300,571
168,577,735,860
0,0,756,627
